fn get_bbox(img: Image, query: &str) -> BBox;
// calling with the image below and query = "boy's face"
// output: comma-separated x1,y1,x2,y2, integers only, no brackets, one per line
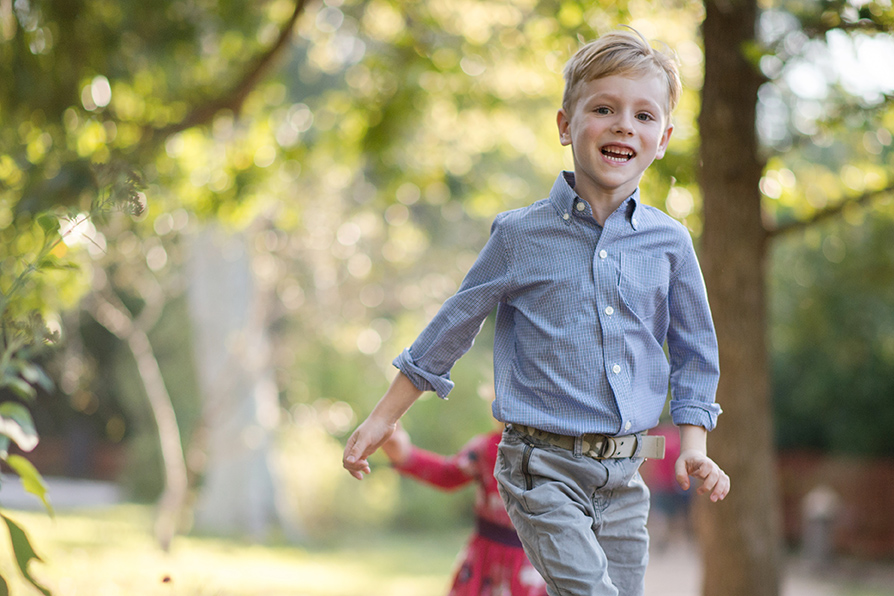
557,71,673,204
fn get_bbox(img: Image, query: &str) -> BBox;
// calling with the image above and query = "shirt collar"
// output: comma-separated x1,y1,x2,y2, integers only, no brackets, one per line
549,171,641,230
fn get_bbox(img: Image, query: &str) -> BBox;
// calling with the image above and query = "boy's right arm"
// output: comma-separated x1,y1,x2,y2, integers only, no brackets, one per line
342,372,423,480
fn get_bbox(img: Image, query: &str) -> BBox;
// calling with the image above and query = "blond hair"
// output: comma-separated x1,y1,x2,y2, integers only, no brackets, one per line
562,28,681,118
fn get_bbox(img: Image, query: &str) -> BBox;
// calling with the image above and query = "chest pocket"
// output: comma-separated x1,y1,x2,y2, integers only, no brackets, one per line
617,252,670,320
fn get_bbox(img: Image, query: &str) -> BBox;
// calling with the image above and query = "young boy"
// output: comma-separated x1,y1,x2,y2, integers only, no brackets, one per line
343,28,730,595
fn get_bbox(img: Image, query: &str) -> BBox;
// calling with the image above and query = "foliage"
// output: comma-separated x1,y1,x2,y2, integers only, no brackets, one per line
0,155,144,591
0,400,49,595
0,514,50,596
756,0,894,456
3,0,150,577
770,208,894,456
2,0,892,549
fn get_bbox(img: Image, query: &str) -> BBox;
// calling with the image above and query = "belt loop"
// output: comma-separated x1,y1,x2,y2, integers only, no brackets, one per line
573,435,583,457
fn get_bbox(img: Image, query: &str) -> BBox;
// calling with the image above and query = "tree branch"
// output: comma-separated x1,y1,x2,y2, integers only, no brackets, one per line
148,0,310,141
767,184,894,238
801,19,891,38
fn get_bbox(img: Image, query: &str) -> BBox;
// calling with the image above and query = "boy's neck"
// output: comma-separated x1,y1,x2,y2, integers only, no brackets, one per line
573,176,640,226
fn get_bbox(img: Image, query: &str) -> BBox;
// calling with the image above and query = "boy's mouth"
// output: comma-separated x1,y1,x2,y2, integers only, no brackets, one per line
601,145,635,163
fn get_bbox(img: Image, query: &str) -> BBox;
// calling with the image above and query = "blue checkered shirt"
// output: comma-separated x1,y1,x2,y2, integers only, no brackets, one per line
394,172,721,436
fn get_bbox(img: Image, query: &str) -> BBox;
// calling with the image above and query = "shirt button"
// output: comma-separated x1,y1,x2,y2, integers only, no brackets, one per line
562,213,570,220
575,202,586,212
599,250,608,259
624,421,632,432
604,306,614,315
612,364,621,374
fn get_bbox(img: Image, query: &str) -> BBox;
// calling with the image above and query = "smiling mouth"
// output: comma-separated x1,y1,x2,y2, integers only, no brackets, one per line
601,147,635,162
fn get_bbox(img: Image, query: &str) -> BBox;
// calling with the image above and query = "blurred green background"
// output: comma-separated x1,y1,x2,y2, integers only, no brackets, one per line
1,0,893,594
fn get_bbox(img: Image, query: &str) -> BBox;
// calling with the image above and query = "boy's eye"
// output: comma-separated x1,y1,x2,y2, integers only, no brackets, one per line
594,107,611,115
636,113,655,122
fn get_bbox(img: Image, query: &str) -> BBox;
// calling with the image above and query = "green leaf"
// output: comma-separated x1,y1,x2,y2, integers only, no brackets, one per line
5,456,52,517
0,403,39,453
35,214,59,235
16,363,53,393
35,254,81,273
1,513,51,596
1,377,36,400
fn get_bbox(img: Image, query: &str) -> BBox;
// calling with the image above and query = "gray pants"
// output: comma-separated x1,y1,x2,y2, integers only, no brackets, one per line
495,425,651,596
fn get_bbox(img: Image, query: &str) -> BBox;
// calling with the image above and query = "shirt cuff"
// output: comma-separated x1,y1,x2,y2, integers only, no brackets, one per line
393,348,454,399
669,400,722,431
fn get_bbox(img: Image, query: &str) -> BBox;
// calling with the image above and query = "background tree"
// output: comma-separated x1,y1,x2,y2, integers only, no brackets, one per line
1,0,310,547
697,1,893,594
6,1,894,590
697,1,783,594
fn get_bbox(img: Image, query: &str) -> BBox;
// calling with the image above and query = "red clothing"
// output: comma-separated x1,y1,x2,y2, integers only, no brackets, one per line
394,431,547,596
640,424,682,493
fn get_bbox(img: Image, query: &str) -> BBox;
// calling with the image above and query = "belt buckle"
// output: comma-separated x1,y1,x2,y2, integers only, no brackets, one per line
596,436,617,459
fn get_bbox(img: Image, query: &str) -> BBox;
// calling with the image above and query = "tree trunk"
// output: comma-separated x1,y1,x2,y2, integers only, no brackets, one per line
697,1,783,595
185,226,296,541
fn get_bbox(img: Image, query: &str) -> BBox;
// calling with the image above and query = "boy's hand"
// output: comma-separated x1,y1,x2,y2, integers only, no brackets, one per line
675,450,730,502
343,416,395,480
342,372,424,480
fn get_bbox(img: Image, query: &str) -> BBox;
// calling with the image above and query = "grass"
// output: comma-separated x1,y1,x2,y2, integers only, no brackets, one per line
0,505,467,596
0,505,892,596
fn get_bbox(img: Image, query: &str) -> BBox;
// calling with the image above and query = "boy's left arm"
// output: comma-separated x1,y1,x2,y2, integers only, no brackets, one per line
675,424,730,502
663,236,728,501
665,242,722,432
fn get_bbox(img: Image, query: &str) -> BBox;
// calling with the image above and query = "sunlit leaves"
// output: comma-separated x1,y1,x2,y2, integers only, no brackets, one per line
5,456,52,516
758,1,894,456
0,404,37,457
0,513,51,596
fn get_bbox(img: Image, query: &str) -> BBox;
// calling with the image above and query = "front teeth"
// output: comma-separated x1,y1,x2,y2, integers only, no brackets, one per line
602,149,633,162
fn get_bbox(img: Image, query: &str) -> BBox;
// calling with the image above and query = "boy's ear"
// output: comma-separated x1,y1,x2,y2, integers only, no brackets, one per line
557,109,572,146
655,123,674,160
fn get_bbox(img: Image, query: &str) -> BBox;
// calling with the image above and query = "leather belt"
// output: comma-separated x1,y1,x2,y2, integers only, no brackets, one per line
511,424,665,460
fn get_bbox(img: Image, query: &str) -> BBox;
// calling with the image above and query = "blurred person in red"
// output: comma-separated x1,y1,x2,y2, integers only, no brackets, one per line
382,424,548,596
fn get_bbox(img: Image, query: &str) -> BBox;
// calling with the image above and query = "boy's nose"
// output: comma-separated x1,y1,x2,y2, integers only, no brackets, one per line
612,116,635,136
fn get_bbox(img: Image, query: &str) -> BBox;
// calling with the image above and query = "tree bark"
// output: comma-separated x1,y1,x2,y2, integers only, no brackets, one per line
697,1,783,595
185,226,296,541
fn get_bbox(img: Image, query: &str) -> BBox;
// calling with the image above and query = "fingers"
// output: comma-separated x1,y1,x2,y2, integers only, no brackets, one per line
692,461,729,501
343,419,395,480
674,458,691,491
675,454,731,502
343,432,373,480
709,468,731,502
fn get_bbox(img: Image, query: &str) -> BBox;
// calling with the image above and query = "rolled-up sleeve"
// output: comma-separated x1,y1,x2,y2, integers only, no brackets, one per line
666,243,722,430
393,216,513,398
